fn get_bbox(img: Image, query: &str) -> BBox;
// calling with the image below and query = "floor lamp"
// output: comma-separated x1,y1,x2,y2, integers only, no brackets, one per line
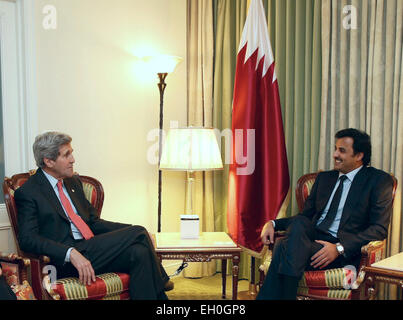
144,55,182,232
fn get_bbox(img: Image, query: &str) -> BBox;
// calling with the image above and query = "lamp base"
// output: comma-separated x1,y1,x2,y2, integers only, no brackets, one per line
180,214,200,239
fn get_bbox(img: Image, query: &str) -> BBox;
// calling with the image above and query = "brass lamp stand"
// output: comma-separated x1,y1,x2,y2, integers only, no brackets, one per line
157,72,167,233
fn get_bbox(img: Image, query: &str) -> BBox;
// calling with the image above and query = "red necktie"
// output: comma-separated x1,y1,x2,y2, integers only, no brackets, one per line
57,180,94,240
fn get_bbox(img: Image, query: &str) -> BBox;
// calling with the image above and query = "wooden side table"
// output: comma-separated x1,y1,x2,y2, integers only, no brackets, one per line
363,252,403,300
155,232,242,300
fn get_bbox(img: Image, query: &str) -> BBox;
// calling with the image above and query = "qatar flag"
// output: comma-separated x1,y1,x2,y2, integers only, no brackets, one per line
227,0,290,255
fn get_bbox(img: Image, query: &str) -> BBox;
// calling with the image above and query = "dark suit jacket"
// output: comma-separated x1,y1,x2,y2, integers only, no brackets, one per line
14,169,130,267
274,166,394,259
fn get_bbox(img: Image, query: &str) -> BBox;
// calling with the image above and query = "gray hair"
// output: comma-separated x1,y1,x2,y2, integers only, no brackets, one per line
33,132,72,168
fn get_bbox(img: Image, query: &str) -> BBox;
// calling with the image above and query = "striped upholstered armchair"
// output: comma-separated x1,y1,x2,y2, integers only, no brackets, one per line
0,252,36,300
259,171,398,300
3,170,130,300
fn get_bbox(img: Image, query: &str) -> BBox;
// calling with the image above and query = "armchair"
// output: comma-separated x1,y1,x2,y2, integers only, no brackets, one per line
259,171,398,300
3,170,130,300
0,252,36,299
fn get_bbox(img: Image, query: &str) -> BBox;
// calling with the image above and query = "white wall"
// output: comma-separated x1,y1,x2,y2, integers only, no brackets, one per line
32,0,187,233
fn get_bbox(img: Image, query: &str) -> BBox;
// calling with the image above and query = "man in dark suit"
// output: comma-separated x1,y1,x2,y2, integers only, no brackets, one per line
257,128,394,300
15,131,172,300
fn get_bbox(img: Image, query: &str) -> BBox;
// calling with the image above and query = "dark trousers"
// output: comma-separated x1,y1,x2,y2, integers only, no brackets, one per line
57,225,169,300
257,216,358,300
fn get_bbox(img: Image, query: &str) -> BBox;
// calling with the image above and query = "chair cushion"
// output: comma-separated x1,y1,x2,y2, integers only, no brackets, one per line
11,280,37,300
1,262,36,300
301,179,315,203
260,255,356,290
367,242,385,265
297,287,352,300
82,182,97,206
1,261,20,286
50,272,130,300
299,267,355,289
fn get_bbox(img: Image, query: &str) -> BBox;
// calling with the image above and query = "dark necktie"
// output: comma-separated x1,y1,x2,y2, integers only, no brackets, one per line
316,175,348,234
57,180,94,240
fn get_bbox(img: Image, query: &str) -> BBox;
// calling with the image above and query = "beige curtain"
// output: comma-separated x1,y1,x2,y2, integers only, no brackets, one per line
320,0,403,299
212,0,247,238
184,0,216,278
212,0,249,278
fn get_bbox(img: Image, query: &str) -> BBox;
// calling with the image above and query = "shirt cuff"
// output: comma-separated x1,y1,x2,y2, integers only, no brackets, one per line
271,220,276,229
65,247,74,263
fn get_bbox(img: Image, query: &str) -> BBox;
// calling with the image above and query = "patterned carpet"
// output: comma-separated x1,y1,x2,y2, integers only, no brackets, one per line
166,273,251,300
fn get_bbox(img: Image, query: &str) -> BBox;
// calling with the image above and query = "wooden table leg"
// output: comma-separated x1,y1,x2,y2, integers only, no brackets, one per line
222,259,227,299
232,254,240,300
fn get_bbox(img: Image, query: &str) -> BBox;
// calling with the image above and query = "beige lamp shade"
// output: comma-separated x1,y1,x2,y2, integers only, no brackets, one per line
160,127,223,171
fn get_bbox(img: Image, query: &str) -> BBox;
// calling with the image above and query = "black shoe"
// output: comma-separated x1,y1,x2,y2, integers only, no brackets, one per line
164,280,174,291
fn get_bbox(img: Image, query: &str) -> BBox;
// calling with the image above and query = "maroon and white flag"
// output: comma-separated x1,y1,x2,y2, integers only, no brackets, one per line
227,0,290,255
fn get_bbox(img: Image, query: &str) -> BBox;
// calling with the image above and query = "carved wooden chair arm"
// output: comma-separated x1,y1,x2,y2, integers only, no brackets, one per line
349,240,386,291
19,252,51,264
39,255,51,264
0,252,31,267
259,231,287,277
361,240,385,256
0,252,32,293
268,231,286,250
14,252,52,299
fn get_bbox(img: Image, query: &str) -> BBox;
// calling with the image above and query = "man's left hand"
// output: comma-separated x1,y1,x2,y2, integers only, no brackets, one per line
310,240,339,269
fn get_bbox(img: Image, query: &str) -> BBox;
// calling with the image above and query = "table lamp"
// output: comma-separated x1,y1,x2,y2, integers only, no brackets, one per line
159,127,223,238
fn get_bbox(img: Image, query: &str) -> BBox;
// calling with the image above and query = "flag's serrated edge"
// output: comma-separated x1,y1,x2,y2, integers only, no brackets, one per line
238,0,277,82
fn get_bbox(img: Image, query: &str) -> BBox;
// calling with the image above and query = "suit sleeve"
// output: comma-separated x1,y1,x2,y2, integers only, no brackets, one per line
15,188,70,266
341,173,394,258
